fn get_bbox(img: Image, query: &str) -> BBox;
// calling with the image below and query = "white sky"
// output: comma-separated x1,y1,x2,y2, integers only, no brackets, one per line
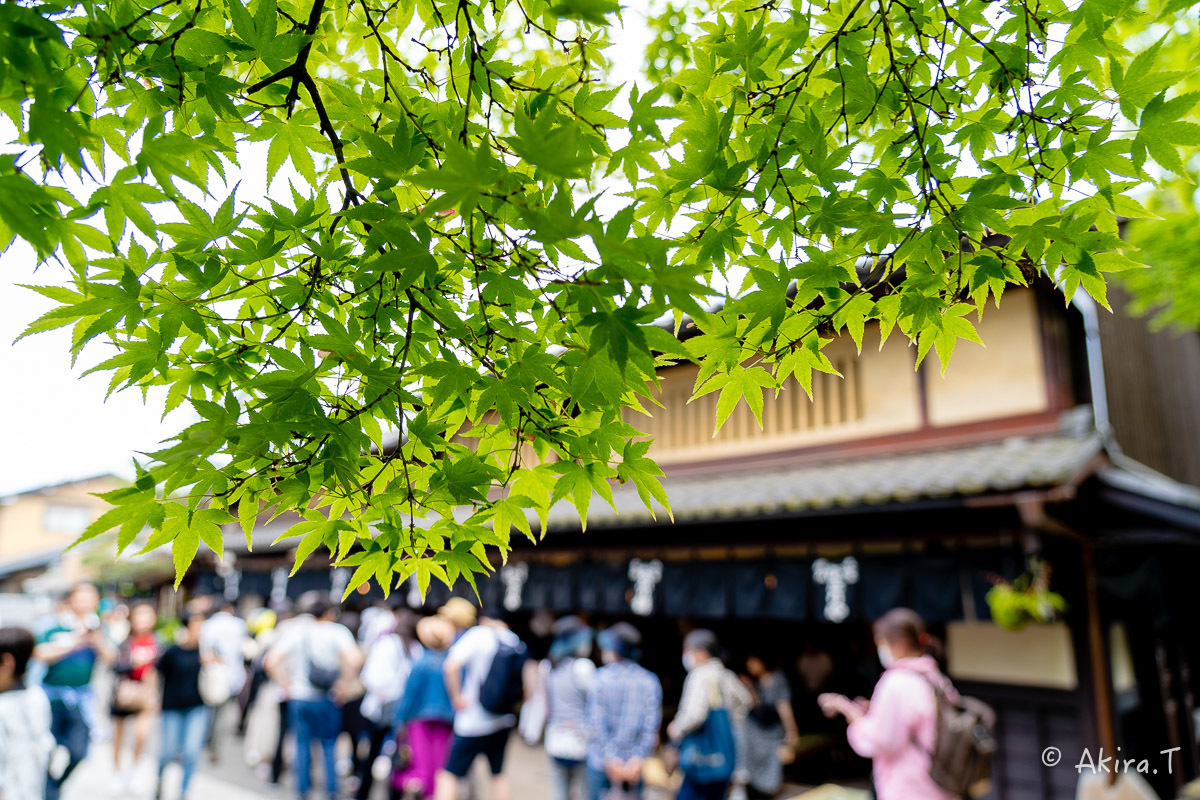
0,10,655,497
1,242,186,496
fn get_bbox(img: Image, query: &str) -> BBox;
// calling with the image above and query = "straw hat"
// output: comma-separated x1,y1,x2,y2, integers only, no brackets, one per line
417,615,456,650
437,597,478,629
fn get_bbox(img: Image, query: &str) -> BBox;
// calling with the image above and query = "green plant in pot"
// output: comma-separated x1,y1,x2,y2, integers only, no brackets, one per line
986,557,1067,631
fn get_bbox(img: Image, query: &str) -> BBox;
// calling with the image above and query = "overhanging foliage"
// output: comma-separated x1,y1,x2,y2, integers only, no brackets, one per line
4,0,1197,593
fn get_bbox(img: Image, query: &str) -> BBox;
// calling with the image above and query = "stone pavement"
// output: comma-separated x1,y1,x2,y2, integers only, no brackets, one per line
59,729,561,800
60,739,264,800
58,723,858,800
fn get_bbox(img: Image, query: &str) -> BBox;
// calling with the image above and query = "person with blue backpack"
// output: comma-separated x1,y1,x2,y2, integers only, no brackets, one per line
436,608,527,800
667,630,752,800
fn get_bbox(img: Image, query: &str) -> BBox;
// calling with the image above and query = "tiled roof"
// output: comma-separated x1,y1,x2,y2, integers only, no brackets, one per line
544,432,1103,531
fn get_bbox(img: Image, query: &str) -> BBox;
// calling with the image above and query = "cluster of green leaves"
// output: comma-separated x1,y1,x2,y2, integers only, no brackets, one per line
1111,4,1200,330
1121,180,1200,329
3,0,1196,593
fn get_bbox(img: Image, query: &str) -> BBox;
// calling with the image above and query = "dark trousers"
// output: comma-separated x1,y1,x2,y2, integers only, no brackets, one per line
240,665,268,734
354,723,392,800
46,700,90,800
271,699,290,784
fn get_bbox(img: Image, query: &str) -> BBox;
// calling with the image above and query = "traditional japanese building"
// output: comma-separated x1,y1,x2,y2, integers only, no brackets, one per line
212,279,1200,800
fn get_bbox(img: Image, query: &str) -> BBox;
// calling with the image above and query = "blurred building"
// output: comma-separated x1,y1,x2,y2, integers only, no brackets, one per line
0,473,175,608
0,474,125,593
209,279,1200,800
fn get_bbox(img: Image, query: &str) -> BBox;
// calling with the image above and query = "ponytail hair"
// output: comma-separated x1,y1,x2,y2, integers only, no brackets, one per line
874,608,944,662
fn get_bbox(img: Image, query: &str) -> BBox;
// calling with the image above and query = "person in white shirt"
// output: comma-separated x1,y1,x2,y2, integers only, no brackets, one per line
266,593,363,800
354,609,421,800
200,599,249,763
0,627,54,800
356,601,397,650
436,609,522,800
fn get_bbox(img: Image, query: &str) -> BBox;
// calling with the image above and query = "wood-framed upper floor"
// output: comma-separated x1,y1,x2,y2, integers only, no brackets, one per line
627,284,1090,470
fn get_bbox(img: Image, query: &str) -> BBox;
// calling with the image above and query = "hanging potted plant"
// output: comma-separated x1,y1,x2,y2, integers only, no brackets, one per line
985,556,1067,631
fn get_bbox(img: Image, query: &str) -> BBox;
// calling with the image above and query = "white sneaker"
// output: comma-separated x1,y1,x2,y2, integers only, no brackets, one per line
109,769,133,797
49,748,70,782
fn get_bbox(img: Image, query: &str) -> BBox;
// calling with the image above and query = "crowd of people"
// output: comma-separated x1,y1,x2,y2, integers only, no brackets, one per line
0,581,978,800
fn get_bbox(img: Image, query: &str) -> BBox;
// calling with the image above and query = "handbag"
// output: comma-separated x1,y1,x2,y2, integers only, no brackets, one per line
391,729,412,774
518,660,549,745
748,700,781,728
305,628,339,693
544,723,588,762
113,678,152,713
678,682,737,784
199,661,232,706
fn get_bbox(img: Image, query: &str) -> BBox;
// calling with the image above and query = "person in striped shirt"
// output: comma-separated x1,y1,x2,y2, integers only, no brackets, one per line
585,623,662,800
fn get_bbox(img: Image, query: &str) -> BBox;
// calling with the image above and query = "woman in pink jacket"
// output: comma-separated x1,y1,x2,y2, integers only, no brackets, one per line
819,609,958,800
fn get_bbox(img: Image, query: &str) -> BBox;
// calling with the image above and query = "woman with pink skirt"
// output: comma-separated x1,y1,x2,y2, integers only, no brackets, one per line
391,616,457,800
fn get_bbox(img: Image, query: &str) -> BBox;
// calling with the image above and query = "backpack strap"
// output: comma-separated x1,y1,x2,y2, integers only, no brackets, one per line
705,667,728,711
889,661,952,704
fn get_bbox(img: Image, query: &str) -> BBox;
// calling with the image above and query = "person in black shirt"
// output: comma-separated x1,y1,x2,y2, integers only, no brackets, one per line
156,612,211,800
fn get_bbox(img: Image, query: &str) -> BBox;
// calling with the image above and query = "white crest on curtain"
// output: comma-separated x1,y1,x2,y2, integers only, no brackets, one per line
270,566,289,607
628,559,664,616
502,562,530,611
223,569,242,603
813,557,859,623
330,566,350,601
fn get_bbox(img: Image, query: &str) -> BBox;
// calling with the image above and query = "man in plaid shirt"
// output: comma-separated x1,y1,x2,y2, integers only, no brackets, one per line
585,622,663,800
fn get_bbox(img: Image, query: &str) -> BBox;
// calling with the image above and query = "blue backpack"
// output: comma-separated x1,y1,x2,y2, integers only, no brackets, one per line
479,635,528,715
678,683,738,784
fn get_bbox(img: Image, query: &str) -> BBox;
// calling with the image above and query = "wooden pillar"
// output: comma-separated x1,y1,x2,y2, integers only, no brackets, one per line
1081,537,1118,772
1022,500,1117,772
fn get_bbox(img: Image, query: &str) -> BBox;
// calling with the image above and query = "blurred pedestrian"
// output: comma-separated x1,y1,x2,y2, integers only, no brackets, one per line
33,582,117,800
585,622,662,800
266,593,362,800
543,617,595,800
739,655,799,799
266,605,303,788
110,603,161,788
155,612,212,800
355,609,421,800
436,608,524,800
667,630,751,800
435,598,476,641
0,627,54,800
358,600,397,650
391,616,456,800
336,607,371,791
819,608,958,800
200,598,248,764
238,606,277,738
103,602,131,651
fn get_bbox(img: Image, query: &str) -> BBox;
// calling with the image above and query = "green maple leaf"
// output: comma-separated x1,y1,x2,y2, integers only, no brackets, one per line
411,141,499,216
508,108,594,178
694,364,776,435
777,334,840,399
916,303,985,372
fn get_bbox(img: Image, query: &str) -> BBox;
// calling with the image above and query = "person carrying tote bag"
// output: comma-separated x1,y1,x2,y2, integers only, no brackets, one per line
667,630,751,800
678,682,737,785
